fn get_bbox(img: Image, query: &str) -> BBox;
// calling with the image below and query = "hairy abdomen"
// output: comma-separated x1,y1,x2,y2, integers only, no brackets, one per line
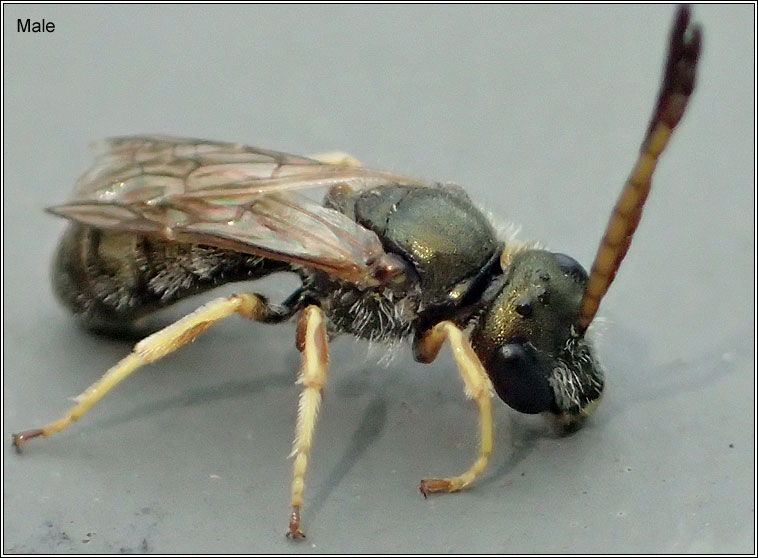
52,224,288,334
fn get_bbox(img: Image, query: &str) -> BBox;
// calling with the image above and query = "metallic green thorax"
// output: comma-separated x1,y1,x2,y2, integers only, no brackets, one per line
339,184,499,306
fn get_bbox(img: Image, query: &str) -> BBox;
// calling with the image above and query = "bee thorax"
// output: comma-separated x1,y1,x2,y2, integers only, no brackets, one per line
313,276,419,343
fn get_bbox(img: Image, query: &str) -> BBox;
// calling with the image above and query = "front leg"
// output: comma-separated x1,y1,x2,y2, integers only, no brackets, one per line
413,321,494,496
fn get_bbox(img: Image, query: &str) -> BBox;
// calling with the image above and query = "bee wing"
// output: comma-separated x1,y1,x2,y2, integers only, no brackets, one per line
50,135,432,287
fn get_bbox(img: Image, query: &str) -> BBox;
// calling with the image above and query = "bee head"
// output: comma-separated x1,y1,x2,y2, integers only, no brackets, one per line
471,249,604,426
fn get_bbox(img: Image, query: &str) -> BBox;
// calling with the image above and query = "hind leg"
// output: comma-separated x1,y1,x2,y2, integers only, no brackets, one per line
13,293,279,449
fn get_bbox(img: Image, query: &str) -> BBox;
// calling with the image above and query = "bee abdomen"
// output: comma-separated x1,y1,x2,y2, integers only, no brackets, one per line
52,224,287,335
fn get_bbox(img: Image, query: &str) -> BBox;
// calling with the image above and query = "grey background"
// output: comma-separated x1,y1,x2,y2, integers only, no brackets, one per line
3,4,754,554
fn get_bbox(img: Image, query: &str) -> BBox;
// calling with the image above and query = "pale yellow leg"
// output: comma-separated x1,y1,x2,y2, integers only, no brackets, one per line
415,321,494,496
308,151,362,167
13,293,268,448
286,305,329,540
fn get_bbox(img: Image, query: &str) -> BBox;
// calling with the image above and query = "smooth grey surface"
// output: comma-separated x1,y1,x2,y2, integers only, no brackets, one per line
3,4,754,554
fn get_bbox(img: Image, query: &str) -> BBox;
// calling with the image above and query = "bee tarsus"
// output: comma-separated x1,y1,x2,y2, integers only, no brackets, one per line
286,507,306,540
11,429,44,452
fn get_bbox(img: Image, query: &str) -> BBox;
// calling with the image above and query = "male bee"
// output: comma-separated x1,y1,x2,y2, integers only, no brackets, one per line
13,6,701,540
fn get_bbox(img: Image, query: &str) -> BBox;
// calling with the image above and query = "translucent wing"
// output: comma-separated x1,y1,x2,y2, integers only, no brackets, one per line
50,135,432,287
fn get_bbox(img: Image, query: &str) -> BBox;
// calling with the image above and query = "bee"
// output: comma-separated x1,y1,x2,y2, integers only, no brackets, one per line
13,6,701,540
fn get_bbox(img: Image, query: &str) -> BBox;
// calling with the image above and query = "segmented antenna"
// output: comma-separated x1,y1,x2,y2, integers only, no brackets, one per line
577,5,702,333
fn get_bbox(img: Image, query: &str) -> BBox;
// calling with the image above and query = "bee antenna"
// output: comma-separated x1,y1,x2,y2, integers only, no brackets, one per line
577,5,702,333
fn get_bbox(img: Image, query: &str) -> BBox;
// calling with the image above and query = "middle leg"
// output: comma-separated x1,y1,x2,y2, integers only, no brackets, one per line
286,305,330,540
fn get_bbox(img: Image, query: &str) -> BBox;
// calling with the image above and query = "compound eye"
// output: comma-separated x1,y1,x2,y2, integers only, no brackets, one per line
491,342,554,414
552,253,588,284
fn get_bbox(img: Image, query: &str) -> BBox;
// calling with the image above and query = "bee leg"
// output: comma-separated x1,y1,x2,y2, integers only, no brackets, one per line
413,321,494,497
12,293,274,450
307,151,362,167
286,305,329,540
